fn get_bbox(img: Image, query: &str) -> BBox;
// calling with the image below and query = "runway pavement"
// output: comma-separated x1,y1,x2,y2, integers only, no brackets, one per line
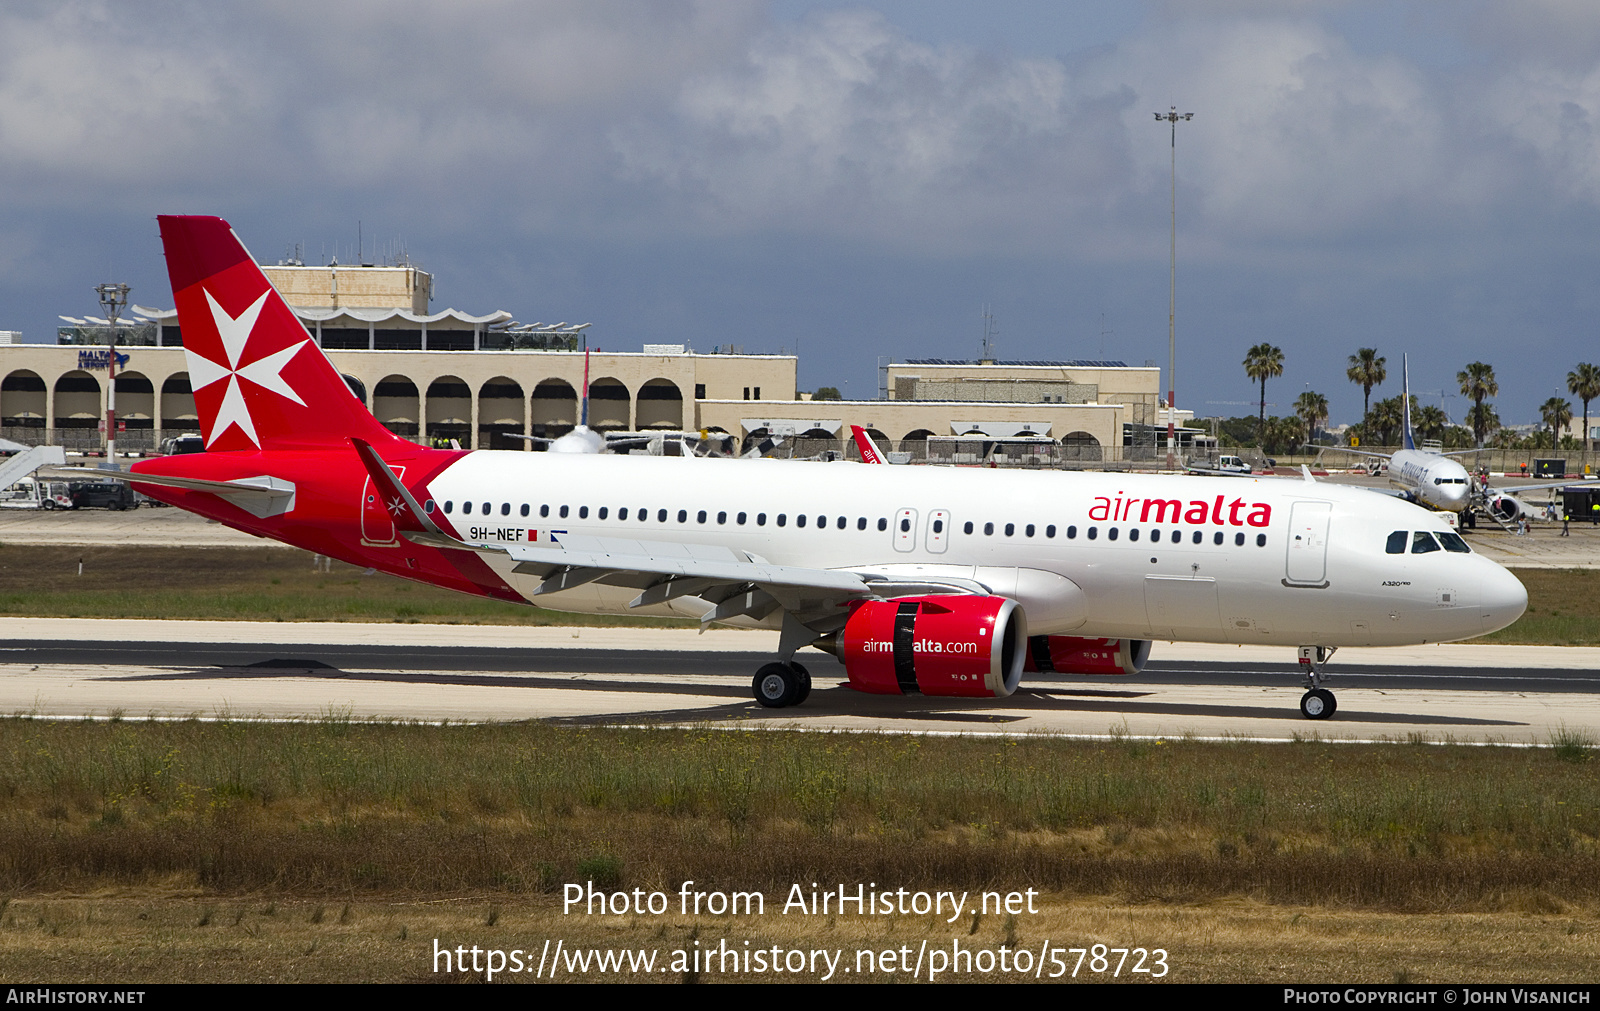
2,618,1597,744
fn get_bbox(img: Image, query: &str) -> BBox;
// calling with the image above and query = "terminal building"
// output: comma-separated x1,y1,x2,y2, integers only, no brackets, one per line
5,262,1195,465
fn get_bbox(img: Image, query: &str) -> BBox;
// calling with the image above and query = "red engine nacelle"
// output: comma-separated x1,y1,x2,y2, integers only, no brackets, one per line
1022,636,1152,676
839,595,1027,698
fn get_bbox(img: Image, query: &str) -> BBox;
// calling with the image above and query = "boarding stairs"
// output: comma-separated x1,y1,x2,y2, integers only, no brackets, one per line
0,445,67,492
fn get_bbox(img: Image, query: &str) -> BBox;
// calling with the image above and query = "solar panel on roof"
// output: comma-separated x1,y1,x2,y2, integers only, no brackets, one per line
901,358,1130,368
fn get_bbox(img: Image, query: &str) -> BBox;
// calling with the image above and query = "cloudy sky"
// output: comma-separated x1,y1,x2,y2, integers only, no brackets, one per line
2,0,1598,427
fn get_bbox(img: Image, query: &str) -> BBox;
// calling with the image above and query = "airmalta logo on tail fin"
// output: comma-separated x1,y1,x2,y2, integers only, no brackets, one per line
158,215,393,453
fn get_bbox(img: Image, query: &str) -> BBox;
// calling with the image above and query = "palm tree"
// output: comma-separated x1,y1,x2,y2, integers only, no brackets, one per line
1413,404,1448,442
1347,349,1386,422
1366,395,1405,447
1542,397,1574,453
1294,390,1328,446
1568,363,1600,472
1457,362,1499,447
1243,343,1285,443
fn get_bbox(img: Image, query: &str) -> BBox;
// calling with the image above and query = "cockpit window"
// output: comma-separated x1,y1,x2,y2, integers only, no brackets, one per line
1411,531,1441,554
1437,531,1471,553
1386,530,1408,554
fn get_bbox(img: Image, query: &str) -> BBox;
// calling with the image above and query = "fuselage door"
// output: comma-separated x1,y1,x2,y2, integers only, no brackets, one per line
1284,500,1332,586
926,509,950,554
360,465,406,546
893,508,918,553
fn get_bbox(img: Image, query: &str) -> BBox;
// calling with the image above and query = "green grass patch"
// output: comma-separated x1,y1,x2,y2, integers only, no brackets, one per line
0,544,692,626
1,718,1598,910
1482,569,1600,646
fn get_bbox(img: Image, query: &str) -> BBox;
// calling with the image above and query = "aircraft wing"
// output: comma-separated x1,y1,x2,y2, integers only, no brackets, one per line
400,525,996,635
1489,478,1595,497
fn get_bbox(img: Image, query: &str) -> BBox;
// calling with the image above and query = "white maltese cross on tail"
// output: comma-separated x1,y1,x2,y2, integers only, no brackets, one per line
186,288,310,448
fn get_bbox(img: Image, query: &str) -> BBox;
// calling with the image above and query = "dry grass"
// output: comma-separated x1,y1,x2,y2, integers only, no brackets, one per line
2,719,1598,910
1483,569,1600,646
0,893,1595,983
0,544,691,626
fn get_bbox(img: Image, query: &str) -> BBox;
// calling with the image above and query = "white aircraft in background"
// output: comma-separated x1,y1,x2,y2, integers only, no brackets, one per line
1331,357,1588,527
1327,356,1475,517
512,350,744,457
112,216,1528,722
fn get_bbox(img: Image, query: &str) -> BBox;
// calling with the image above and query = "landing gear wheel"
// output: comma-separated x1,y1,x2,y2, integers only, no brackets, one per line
753,662,800,708
789,661,812,705
1300,688,1337,720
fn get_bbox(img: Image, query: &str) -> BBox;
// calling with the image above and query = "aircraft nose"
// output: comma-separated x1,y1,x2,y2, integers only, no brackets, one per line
1479,564,1527,635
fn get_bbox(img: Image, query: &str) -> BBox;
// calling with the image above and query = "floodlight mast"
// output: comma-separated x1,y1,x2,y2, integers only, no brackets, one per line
95,282,130,468
1155,106,1193,471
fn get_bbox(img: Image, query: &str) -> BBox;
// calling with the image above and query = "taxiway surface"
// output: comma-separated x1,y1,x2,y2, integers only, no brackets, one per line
2,619,1596,744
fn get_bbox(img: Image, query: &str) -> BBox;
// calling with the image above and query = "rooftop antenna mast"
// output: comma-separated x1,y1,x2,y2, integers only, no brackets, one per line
980,304,998,364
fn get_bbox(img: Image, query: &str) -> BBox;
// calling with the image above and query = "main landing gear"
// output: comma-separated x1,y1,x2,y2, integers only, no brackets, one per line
1297,645,1338,720
753,660,812,708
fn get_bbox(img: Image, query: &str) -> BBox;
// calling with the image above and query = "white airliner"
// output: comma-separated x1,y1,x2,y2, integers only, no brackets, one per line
116,217,1529,722
1329,357,1475,517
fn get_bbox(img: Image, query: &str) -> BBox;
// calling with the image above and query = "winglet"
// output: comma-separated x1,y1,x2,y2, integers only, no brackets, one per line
850,425,885,464
350,437,441,536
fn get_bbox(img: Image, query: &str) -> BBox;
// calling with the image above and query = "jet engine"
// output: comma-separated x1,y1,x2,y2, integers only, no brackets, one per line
835,595,1027,698
1487,492,1531,524
1022,636,1152,676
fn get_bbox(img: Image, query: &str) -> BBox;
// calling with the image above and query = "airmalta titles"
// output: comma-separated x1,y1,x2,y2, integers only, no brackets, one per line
1088,494,1272,527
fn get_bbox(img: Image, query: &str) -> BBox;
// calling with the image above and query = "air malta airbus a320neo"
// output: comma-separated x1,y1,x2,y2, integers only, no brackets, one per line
122,216,1529,721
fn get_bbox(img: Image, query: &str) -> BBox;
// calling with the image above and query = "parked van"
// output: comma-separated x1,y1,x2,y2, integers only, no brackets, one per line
0,477,74,510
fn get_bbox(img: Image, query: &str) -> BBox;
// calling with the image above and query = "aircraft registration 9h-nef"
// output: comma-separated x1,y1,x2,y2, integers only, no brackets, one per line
120,216,1529,720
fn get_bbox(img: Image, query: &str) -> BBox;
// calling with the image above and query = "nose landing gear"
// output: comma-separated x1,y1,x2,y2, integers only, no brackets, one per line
1297,645,1338,720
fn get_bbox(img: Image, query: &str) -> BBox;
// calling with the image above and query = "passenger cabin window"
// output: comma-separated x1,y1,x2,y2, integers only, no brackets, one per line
1046,525,1056,538
578,506,588,519
797,514,808,528
520,504,529,517
877,518,888,531
619,507,629,520
443,501,453,514
1004,523,1014,536
964,521,974,535
983,522,994,536
657,509,667,522
598,507,608,520
559,505,569,518
540,505,550,518
463,502,473,515
501,503,510,516
1411,531,1442,554
1386,530,1408,554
